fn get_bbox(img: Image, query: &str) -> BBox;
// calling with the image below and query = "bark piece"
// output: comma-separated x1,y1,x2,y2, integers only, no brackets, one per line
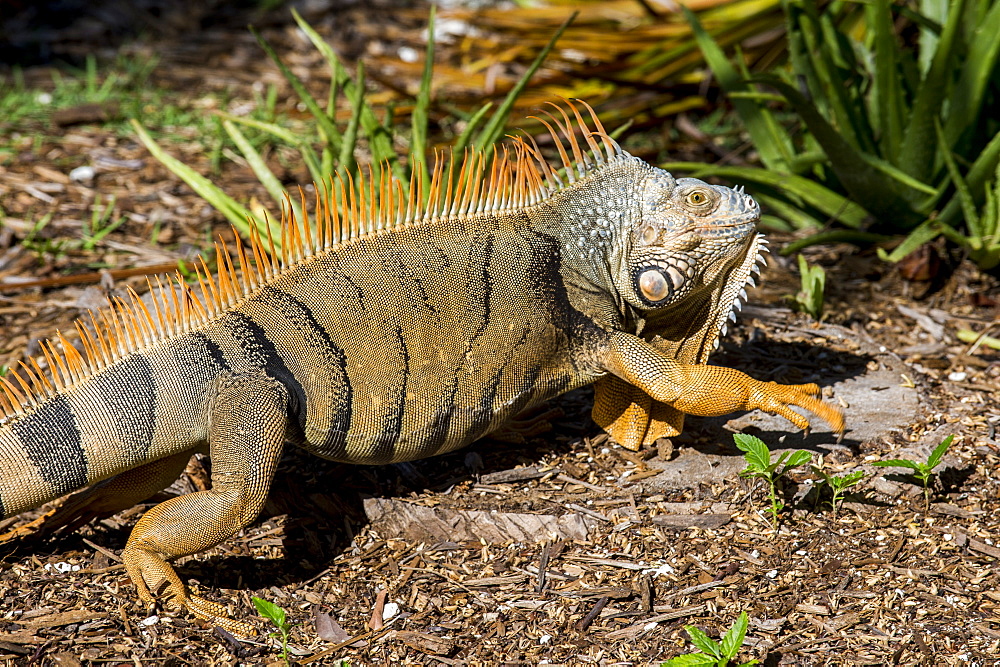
363,497,594,542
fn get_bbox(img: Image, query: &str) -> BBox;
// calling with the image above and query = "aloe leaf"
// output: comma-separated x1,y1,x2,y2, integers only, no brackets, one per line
897,0,967,183
782,230,893,256
879,218,942,263
943,2,1000,146
757,77,919,227
936,121,981,238
684,6,793,171
938,129,1000,227
868,0,905,161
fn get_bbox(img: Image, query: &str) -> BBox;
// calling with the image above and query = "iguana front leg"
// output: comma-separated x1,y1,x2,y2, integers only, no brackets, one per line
598,332,845,441
121,373,289,637
593,377,686,451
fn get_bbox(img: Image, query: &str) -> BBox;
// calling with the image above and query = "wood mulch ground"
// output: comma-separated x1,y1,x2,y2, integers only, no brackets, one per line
1,2,999,665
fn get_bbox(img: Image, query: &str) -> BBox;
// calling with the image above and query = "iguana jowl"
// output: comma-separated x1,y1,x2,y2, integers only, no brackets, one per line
0,101,843,631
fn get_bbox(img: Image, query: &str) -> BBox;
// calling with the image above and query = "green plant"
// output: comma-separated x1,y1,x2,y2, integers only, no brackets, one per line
132,8,572,249
735,433,811,528
872,434,954,509
811,466,865,518
793,254,825,319
665,0,1000,269
660,611,759,667
252,596,297,665
82,195,125,251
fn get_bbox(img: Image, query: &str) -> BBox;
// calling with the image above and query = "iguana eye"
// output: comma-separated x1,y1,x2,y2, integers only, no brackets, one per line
687,190,708,206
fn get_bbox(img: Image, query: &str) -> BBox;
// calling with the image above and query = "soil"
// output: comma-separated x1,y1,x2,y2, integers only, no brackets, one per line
0,2,999,666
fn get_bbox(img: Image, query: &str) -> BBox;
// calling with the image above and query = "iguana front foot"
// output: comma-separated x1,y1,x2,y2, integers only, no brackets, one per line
600,331,845,440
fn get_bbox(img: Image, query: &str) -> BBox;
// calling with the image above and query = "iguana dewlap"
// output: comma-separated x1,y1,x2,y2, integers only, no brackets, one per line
0,101,843,633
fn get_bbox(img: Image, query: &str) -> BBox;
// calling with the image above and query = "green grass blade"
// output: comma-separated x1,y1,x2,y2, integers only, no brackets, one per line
250,25,343,160
452,102,493,157
411,5,435,196
219,113,326,186
291,8,398,176
130,119,256,240
684,6,793,171
338,62,365,176
472,12,575,153
223,119,302,223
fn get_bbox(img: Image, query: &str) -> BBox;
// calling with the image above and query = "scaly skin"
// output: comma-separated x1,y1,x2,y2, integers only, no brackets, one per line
0,101,842,634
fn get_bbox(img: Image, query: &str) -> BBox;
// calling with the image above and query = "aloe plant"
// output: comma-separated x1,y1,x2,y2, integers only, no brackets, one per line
666,0,1000,270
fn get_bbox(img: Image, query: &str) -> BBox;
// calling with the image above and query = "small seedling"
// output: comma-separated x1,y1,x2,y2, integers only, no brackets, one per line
735,433,812,528
82,194,125,251
811,466,865,518
660,611,759,667
794,254,826,320
252,596,297,665
872,434,954,510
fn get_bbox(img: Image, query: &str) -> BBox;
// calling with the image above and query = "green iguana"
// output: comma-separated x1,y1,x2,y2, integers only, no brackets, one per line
0,101,843,633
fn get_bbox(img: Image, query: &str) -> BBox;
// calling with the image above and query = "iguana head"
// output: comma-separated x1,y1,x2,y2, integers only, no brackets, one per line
617,167,765,364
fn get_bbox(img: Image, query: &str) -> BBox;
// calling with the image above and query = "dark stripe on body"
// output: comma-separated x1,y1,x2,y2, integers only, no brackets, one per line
191,332,231,372
90,355,157,459
369,326,408,459
418,234,496,454
224,312,310,429
228,290,353,451
12,396,87,495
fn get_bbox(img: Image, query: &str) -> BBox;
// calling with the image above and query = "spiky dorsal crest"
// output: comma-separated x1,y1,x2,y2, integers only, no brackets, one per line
0,100,623,420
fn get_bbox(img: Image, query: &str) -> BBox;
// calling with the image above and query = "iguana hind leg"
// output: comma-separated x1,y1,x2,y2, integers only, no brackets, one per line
121,373,289,637
601,332,845,435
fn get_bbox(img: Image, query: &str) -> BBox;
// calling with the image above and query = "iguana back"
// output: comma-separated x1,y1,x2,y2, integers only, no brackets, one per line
0,101,843,634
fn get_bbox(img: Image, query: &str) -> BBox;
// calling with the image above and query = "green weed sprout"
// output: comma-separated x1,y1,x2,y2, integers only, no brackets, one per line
872,434,953,509
811,466,865,518
252,596,297,665
794,254,825,320
660,611,759,667
735,433,812,528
